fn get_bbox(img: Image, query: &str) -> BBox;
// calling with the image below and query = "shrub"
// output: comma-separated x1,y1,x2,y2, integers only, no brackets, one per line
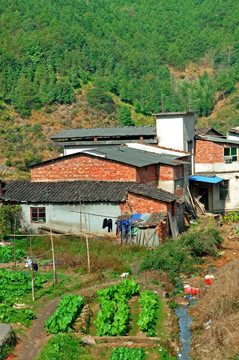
140,222,223,280
140,239,194,281
180,225,223,257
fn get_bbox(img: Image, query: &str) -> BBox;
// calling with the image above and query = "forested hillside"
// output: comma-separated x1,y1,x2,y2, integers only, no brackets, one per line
1,0,239,177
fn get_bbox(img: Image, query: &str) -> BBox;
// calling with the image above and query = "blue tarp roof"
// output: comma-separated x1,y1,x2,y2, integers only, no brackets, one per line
130,214,142,221
189,175,224,184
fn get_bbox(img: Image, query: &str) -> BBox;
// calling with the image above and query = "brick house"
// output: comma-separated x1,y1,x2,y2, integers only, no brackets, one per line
190,132,239,212
30,145,188,195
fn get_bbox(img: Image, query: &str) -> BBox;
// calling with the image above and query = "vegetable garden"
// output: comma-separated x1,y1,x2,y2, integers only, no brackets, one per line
37,279,177,359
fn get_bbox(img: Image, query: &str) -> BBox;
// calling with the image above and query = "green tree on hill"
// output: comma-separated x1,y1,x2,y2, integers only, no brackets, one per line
118,106,134,126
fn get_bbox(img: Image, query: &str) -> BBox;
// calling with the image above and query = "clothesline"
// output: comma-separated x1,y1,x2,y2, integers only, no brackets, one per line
71,210,119,219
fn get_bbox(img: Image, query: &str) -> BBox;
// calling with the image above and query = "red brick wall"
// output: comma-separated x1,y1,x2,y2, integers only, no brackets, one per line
195,139,224,163
120,192,172,214
136,165,156,185
158,165,174,181
31,154,137,182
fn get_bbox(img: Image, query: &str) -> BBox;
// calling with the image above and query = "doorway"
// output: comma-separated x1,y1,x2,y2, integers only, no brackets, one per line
199,188,209,210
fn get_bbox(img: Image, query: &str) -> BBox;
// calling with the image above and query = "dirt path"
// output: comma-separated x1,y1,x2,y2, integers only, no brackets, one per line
13,279,121,360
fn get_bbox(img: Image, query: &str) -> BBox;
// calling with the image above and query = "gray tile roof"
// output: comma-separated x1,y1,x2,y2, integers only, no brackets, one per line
32,145,186,168
1,181,179,204
198,135,239,145
50,126,156,140
195,127,224,137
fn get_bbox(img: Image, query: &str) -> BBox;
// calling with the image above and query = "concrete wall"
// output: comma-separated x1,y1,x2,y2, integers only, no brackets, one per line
195,162,239,173
156,113,195,152
20,202,121,236
156,116,184,150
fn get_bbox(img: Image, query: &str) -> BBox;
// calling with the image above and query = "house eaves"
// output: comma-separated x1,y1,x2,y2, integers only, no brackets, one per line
1,180,179,204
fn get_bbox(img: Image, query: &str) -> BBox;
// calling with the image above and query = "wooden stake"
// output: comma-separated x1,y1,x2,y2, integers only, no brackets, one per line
83,206,90,273
13,216,16,272
31,265,35,301
49,218,57,285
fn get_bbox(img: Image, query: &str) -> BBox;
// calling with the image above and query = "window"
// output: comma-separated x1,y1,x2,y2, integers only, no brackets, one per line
224,147,237,162
219,180,229,201
31,207,46,223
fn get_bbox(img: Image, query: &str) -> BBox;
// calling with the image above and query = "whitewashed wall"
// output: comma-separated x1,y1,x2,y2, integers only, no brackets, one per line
20,202,121,236
156,113,195,152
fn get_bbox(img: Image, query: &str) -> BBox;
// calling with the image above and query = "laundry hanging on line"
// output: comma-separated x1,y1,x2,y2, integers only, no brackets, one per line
102,218,113,232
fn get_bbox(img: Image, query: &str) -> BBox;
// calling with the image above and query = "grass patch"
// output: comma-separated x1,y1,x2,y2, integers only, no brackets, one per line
16,236,146,274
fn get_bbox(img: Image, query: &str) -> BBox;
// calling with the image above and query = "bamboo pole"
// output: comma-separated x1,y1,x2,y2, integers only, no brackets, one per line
13,216,16,272
49,218,57,285
31,264,35,301
83,206,91,273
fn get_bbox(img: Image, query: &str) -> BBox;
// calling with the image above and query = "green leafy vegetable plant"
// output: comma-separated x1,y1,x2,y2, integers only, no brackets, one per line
0,269,46,325
137,290,158,336
95,279,140,336
109,347,146,360
45,294,84,334
0,246,26,263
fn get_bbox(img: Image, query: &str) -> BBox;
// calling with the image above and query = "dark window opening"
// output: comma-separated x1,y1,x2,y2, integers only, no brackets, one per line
219,180,229,201
31,207,46,223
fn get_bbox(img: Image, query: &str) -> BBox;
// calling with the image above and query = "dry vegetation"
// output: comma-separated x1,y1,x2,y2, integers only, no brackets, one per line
190,260,239,359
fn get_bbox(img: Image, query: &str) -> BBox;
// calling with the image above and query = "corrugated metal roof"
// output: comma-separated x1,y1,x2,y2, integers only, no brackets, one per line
189,175,224,184
81,146,182,167
50,126,156,140
32,145,187,168
1,181,179,204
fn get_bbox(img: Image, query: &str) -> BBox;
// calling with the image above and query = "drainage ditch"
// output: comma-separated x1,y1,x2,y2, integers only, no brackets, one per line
175,300,196,360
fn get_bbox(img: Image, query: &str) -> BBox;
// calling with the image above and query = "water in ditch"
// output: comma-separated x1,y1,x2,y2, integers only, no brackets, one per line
175,300,196,360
